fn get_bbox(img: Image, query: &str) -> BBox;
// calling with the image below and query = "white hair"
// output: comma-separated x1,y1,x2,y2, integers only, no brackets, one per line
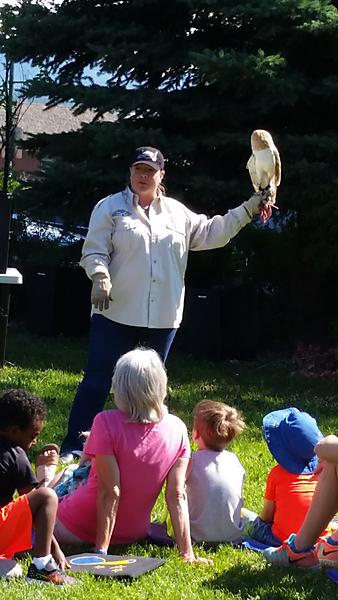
112,347,168,423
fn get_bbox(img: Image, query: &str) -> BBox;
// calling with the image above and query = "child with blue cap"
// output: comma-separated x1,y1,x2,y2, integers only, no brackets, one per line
242,407,329,547
263,433,338,569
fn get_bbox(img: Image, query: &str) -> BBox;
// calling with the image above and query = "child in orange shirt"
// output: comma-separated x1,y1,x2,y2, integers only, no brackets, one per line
263,434,338,569
243,407,327,546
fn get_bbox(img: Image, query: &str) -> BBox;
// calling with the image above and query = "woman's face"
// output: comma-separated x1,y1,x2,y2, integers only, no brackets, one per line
130,163,164,199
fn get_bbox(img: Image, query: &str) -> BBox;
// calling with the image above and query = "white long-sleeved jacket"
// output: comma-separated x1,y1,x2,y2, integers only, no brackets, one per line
80,187,252,328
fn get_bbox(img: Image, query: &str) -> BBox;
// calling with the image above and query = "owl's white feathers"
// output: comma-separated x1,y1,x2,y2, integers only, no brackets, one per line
246,129,281,204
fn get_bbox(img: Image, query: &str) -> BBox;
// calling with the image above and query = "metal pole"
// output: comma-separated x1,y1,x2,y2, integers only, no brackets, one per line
0,57,14,366
0,190,11,274
0,285,10,367
3,58,14,194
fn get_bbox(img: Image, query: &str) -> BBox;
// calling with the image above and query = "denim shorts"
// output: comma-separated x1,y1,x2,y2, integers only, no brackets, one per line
242,509,282,547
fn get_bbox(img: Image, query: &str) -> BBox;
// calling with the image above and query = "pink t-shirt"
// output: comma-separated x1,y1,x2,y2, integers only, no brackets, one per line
57,409,190,543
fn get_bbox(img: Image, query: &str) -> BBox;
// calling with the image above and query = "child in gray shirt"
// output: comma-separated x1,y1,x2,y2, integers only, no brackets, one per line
186,400,245,543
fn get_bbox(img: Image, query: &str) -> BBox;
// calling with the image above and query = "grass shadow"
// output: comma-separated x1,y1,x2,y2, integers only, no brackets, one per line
204,558,335,599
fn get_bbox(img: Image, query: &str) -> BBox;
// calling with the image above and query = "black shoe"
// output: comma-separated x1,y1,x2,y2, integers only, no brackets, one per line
26,557,77,585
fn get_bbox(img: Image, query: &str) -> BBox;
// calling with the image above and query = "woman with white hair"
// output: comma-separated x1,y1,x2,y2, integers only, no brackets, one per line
54,348,209,564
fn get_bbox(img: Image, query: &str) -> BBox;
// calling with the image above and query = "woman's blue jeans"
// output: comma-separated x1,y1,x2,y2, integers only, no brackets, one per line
61,314,177,454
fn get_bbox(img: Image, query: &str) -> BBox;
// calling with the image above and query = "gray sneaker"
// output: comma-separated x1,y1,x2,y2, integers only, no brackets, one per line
0,559,23,578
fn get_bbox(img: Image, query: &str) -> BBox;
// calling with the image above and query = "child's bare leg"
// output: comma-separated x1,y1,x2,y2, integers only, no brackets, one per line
27,487,58,557
295,461,338,550
36,445,59,487
47,468,67,488
79,452,90,466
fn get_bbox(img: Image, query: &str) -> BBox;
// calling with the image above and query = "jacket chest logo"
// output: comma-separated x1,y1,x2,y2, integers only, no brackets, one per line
112,209,132,217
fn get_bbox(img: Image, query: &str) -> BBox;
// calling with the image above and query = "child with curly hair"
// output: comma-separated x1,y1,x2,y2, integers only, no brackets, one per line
0,389,76,585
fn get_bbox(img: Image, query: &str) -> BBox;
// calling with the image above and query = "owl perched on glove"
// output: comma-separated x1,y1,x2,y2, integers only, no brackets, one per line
246,129,281,223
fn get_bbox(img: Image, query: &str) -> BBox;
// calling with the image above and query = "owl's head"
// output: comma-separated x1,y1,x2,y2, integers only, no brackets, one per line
251,129,274,151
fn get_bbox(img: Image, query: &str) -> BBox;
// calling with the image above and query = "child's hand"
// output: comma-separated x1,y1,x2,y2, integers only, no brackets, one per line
54,548,70,571
52,540,70,570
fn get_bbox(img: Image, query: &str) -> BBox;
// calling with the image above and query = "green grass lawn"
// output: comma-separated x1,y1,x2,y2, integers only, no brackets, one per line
1,326,338,599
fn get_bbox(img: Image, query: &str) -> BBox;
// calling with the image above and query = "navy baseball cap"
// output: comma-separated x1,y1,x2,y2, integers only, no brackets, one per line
263,407,323,474
131,146,165,171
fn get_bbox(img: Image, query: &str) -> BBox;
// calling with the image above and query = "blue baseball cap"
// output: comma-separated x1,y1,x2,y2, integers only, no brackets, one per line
262,407,323,474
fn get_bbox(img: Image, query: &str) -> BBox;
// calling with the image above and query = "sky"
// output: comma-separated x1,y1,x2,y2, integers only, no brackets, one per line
0,0,107,98
0,58,109,103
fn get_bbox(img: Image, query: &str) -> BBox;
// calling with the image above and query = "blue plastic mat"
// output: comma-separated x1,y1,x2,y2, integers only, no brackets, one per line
242,538,268,552
327,569,338,584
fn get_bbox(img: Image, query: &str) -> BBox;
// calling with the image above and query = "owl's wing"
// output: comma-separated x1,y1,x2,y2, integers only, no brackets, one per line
273,147,281,186
246,154,260,192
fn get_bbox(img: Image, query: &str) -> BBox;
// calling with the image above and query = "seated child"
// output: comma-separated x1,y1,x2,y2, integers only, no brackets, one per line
0,389,76,585
53,460,91,499
185,399,246,543
52,432,91,499
242,406,329,547
263,433,338,569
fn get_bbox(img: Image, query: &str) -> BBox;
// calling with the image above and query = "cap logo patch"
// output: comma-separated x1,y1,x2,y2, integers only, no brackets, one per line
137,150,158,162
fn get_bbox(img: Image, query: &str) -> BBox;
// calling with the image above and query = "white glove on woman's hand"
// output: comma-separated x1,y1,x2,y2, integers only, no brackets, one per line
242,192,265,219
91,273,112,311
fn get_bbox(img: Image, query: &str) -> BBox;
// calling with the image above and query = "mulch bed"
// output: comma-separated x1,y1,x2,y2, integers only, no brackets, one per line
292,342,338,379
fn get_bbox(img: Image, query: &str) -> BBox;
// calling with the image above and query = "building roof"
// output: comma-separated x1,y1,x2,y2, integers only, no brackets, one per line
0,100,117,139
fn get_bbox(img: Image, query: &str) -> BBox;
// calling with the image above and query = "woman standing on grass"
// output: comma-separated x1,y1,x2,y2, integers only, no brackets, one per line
54,347,211,564
60,145,267,460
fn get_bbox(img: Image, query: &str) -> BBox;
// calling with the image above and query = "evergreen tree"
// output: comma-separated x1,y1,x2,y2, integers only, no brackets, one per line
8,0,338,343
